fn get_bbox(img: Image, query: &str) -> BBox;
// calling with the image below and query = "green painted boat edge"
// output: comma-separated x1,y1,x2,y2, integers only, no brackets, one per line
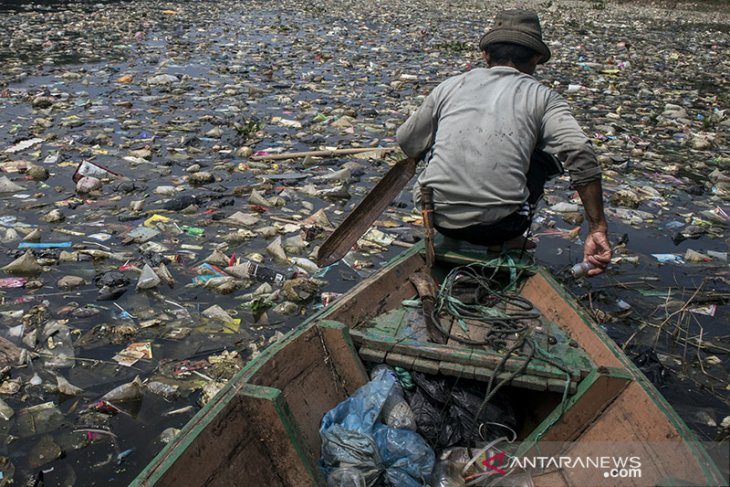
314,242,427,323
132,319,363,486
130,380,239,486
245,383,323,485
133,241,725,485
516,366,631,450
131,320,322,486
318,319,370,382
533,267,725,483
133,248,424,485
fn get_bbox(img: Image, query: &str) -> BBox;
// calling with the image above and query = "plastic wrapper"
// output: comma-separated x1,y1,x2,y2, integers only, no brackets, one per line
320,367,434,486
1,250,42,276
328,467,366,487
371,365,417,431
136,264,161,290
430,458,465,487
0,175,25,193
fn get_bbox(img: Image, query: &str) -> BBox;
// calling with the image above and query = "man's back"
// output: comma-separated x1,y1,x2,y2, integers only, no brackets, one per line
397,66,553,229
396,9,611,275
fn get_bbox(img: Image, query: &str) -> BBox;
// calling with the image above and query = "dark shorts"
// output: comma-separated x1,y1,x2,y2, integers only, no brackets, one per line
433,150,562,247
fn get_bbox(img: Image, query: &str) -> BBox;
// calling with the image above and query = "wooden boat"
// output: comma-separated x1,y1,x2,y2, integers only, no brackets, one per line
132,240,725,487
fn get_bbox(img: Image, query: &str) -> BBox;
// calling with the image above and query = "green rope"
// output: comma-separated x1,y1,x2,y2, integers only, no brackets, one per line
394,366,415,390
433,257,540,344
431,257,574,433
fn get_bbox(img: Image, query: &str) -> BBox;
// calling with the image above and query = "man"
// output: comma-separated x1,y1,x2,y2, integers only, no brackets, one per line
396,9,611,277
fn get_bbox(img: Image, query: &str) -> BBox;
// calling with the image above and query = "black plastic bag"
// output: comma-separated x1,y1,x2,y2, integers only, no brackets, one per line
407,388,448,447
632,346,668,386
407,372,517,449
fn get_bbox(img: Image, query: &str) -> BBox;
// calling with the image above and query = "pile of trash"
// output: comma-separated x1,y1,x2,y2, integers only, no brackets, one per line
0,0,728,484
320,365,520,487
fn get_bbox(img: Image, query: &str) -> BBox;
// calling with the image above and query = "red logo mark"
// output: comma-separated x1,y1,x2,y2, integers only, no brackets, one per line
482,451,508,475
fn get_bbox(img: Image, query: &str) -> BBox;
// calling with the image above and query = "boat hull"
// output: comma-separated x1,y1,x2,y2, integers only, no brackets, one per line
132,243,725,487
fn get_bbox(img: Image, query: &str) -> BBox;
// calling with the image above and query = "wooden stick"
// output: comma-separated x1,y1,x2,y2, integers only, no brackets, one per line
269,215,332,229
250,146,398,161
269,216,413,248
316,158,417,266
410,271,447,344
420,185,436,268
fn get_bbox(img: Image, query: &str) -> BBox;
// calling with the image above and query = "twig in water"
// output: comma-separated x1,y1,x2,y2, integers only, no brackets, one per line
695,326,706,376
82,241,111,251
73,428,119,439
164,299,185,309
249,146,397,161
622,322,647,351
652,283,704,350
34,351,145,372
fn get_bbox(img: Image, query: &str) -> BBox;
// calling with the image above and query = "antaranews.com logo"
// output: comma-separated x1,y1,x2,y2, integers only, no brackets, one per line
483,452,642,479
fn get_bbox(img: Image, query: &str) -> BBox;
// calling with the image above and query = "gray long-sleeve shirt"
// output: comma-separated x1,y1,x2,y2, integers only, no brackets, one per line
397,66,601,229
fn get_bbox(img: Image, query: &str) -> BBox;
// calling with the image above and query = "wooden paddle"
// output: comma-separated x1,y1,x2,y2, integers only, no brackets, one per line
316,158,417,267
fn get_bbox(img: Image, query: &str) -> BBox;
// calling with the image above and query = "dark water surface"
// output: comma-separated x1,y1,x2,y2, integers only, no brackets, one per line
0,0,728,485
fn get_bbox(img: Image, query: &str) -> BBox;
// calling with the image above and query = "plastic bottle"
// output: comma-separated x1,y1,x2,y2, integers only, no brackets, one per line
570,261,595,279
327,467,366,487
371,365,417,430
242,260,286,285
430,458,466,487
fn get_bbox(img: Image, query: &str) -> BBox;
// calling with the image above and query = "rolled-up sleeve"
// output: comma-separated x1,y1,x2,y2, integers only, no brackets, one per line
396,94,439,160
540,92,602,186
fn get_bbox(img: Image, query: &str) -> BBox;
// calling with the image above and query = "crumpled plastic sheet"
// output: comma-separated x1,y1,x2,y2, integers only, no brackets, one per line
320,367,435,486
631,346,668,387
407,372,518,449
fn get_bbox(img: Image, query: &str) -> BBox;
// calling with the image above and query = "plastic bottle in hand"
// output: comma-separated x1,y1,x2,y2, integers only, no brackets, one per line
570,261,595,279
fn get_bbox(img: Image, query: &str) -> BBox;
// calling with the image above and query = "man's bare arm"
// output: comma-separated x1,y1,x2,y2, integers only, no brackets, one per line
575,179,612,276
575,179,608,233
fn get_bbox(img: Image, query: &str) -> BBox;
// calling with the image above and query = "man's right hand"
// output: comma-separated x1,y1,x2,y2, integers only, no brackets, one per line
583,230,612,277
574,179,611,277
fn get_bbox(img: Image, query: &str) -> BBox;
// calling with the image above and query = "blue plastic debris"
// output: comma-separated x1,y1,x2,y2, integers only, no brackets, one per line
320,367,435,486
18,242,73,249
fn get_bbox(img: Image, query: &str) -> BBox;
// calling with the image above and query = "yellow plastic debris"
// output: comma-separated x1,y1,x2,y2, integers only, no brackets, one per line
144,214,172,227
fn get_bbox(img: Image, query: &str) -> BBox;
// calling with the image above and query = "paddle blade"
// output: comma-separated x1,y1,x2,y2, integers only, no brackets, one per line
316,158,417,267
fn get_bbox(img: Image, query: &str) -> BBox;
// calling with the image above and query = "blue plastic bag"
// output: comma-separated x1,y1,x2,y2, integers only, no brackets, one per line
320,368,434,486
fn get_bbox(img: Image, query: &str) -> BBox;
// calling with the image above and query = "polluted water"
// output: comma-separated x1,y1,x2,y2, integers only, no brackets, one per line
0,0,729,485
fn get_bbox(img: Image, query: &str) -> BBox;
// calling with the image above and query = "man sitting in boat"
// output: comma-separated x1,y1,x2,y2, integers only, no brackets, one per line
396,9,612,276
